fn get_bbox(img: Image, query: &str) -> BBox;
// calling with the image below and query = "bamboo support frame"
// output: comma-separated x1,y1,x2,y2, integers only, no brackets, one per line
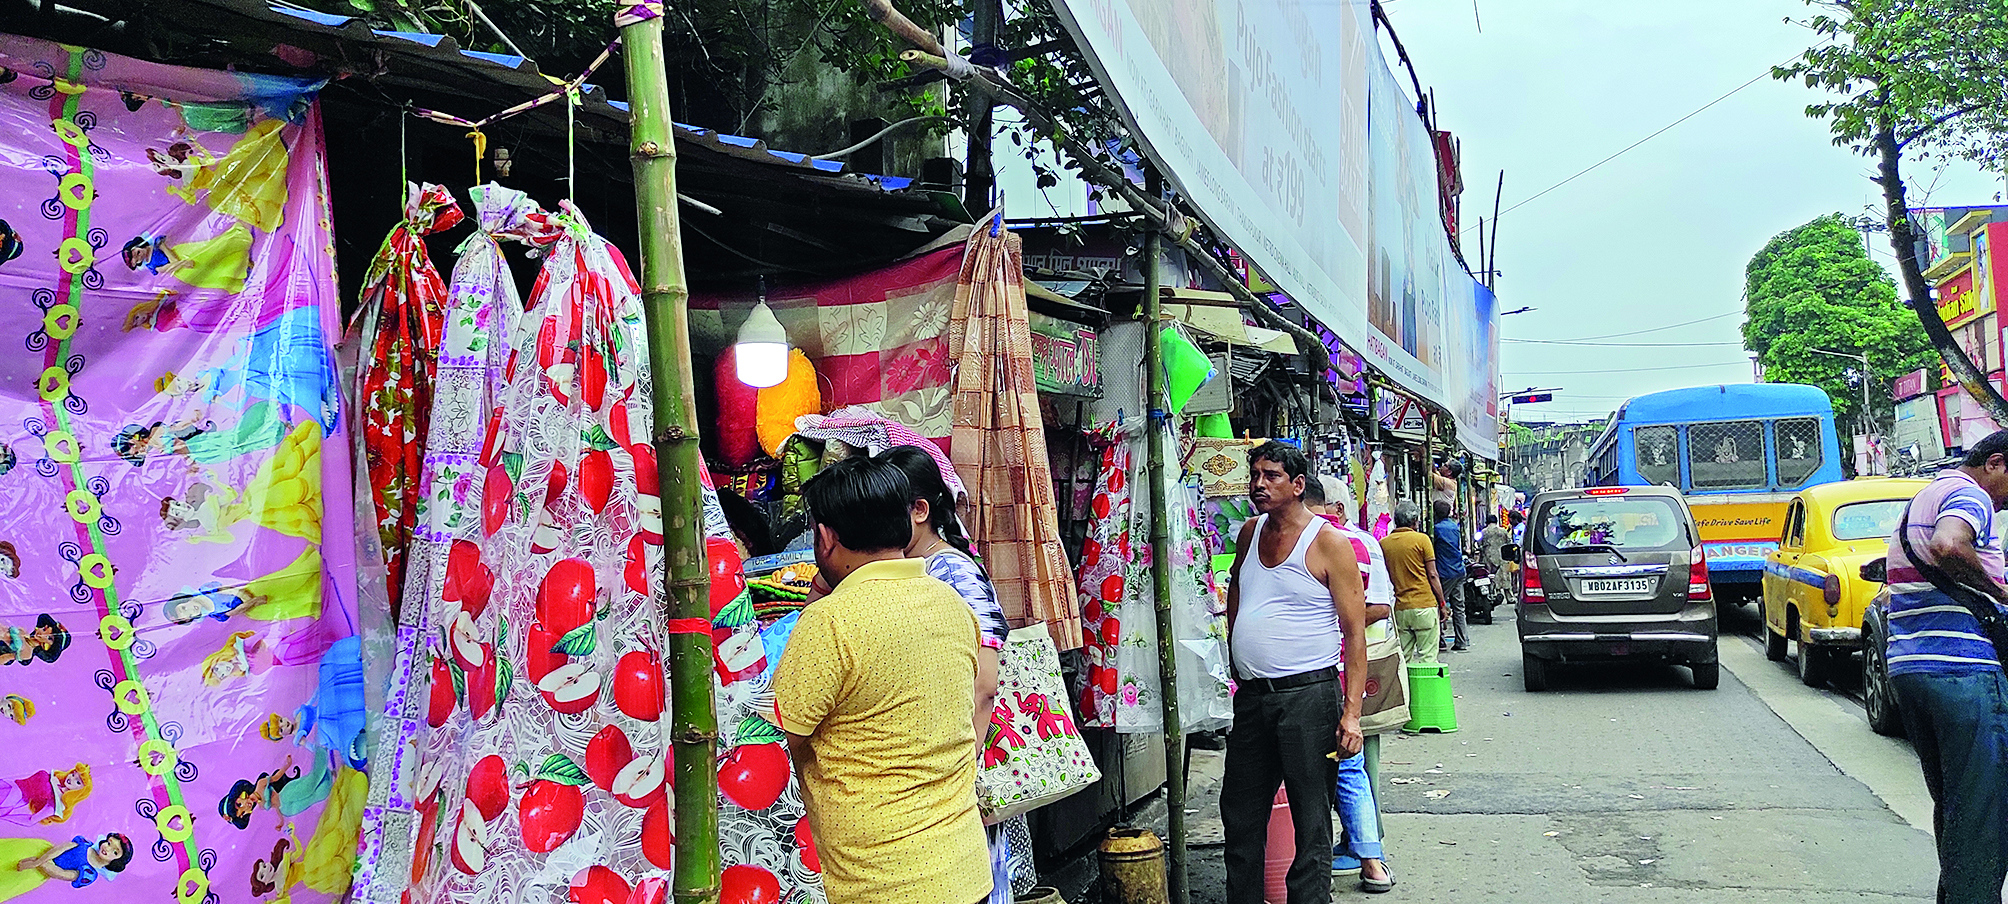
618,16,720,904
1142,228,1190,904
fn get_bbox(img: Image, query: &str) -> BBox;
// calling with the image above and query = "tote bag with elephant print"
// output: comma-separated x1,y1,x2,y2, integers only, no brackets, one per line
975,625,1099,823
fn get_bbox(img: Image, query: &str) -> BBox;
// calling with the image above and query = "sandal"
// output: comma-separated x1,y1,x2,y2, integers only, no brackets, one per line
1360,862,1395,894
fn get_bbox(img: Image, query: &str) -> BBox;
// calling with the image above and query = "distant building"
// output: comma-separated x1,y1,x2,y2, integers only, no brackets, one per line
1909,205,2008,455
1505,420,1606,496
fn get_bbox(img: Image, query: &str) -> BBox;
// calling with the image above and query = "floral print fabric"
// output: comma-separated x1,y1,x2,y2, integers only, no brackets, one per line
354,183,464,616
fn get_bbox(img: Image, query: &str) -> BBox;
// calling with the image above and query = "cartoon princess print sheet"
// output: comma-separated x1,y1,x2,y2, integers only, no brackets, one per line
0,34,360,904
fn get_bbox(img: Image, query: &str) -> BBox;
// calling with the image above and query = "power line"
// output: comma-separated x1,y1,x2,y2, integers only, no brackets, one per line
1510,309,1743,343
1503,360,1751,376
1479,53,1804,226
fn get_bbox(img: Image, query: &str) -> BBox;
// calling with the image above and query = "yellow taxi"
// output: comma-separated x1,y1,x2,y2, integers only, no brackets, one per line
1760,477,1927,687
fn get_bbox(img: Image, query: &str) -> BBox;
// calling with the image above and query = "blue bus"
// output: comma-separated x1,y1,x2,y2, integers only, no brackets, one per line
1583,384,1845,599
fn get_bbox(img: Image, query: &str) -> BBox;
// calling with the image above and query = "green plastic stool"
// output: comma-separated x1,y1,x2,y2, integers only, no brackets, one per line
1402,662,1459,733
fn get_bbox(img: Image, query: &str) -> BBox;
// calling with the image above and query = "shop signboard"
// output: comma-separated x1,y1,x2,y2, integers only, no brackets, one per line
1376,387,1428,440
1028,311,1102,397
1937,266,1982,327
1892,368,1927,401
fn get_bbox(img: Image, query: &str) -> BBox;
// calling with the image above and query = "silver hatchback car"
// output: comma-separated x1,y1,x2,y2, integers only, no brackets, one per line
1517,485,1719,691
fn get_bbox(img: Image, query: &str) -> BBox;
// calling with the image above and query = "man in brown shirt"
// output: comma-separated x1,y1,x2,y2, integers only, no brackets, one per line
1378,502,1449,665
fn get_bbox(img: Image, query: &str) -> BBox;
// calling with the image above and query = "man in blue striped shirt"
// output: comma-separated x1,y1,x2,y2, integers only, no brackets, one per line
1885,430,2008,903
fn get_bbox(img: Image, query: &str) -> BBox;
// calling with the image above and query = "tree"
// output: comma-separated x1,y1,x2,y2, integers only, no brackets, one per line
1743,214,1935,445
1776,0,2008,424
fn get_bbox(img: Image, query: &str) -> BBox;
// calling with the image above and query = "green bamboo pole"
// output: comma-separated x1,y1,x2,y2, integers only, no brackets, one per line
618,16,719,904
1142,227,1188,904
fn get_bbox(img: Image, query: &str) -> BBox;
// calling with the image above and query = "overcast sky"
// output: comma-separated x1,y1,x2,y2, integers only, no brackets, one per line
1382,0,2004,424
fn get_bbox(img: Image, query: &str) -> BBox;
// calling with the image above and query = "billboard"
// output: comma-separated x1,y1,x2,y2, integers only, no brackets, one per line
1044,0,1372,355
1044,0,1498,455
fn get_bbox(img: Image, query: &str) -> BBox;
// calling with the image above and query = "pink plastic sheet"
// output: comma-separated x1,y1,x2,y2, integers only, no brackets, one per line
0,33,359,904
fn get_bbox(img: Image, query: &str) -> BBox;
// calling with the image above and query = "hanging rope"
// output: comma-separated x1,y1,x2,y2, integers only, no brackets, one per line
565,86,576,202
408,40,618,132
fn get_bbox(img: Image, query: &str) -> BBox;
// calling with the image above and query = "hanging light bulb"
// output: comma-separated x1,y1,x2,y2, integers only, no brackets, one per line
734,279,789,388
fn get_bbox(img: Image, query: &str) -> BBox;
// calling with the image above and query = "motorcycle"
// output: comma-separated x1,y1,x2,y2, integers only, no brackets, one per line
1465,553,1509,625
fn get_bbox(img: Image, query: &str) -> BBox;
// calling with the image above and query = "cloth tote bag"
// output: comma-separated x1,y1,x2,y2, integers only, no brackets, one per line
977,625,1102,823
1357,625,1411,735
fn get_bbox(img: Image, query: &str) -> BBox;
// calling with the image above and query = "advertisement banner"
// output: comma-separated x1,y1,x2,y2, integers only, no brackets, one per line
0,35,359,904
1043,0,1373,352
1937,266,1981,327
1892,368,1927,401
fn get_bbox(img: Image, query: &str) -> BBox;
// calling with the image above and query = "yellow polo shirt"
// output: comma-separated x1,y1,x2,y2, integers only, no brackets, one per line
1379,528,1439,611
771,558,990,904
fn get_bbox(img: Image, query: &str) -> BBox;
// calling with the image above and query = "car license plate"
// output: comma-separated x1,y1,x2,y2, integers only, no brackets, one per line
1581,577,1654,595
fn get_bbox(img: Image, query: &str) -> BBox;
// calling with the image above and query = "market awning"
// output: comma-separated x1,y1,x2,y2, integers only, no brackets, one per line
1159,288,1297,354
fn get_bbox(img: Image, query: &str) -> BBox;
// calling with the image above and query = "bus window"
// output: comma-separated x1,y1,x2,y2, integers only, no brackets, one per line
1634,425,1680,486
1688,420,1767,490
1775,417,1824,486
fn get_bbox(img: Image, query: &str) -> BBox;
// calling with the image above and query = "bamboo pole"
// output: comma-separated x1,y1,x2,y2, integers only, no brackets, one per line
1142,228,1189,904
618,15,719,904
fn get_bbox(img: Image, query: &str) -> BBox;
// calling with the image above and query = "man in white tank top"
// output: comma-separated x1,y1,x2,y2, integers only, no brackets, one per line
1221,442,1371,903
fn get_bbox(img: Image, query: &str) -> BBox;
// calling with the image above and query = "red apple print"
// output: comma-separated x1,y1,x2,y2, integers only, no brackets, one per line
1091,493,1111,519
479,413,506,467
719,864,781,904
466,650,500,721
706,537,746,616
569,866,630,904
610,751,667,808
712,625,765,686
578,450,613,514
528,621,567,685
519,779,584,853
627,876,668,904
1083,598,1103,625
1108,467,1126,493
483,463,512,537
1101,617,1121,647
465,755,509,821
546,459,570,508
1098,668,1119,694
718,742,789,811
449,800,489,874
537,558,597,634
793,818,820,873
626,535,653,598
613,648,665,722
630,443,658,496
641,797,673,870
443,540,494,618
537,661,602,715
584,725,634,791
1100,574,1124,603
538,318,561,370
582,345,608,411
427,657,455,727
610,404,633,447
411,795,440,882
1082,538,1102,569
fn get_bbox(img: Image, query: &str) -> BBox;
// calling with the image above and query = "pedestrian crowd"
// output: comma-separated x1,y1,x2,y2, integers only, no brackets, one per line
762,440,1498,903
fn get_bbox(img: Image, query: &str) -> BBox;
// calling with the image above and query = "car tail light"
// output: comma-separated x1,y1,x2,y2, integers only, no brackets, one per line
1523,553,1544,602
1688,547,1712,601
1823,573,1841,606
1584,486,1629,496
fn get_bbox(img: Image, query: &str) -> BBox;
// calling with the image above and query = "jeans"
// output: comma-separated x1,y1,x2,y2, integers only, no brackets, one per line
1333,751,1382,860
1395,608,1439,665
1893,670,2008,904
1442,578,1468,647
1222,677,1341,904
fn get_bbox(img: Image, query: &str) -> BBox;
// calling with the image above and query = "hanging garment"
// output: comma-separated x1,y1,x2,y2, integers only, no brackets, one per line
948,216,1082,651
353,183,465,618
1076,425,1161,730
397,205,675,904
352,184,548,904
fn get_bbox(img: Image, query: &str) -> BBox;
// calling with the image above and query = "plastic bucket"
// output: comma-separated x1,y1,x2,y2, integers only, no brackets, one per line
1402,662,1459,733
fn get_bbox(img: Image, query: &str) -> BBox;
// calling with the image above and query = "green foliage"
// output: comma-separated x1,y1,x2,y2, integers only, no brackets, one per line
1776,0,2008,167
1742,214,1933,437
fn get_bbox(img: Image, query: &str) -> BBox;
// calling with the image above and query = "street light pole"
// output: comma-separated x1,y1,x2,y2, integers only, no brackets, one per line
1808,347,1877,436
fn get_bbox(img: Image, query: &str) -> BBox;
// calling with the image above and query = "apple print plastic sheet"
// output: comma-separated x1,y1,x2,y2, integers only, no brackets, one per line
0,33,363,904
350,183,550,904
376,204,679,904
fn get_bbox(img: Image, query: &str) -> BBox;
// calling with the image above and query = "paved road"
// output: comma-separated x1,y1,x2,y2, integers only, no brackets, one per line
1183,601,1940,903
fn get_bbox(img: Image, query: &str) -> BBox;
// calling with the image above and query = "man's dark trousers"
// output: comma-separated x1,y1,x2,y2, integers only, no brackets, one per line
1895,670,2008,904
1221,675,1340,904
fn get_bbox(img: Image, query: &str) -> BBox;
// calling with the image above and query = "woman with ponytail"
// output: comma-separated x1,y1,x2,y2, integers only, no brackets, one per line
876,446,1008,726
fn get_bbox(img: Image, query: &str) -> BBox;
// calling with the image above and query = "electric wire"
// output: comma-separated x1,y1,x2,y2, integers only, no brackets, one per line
1505,309,1742,343
1502,360,1752,376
